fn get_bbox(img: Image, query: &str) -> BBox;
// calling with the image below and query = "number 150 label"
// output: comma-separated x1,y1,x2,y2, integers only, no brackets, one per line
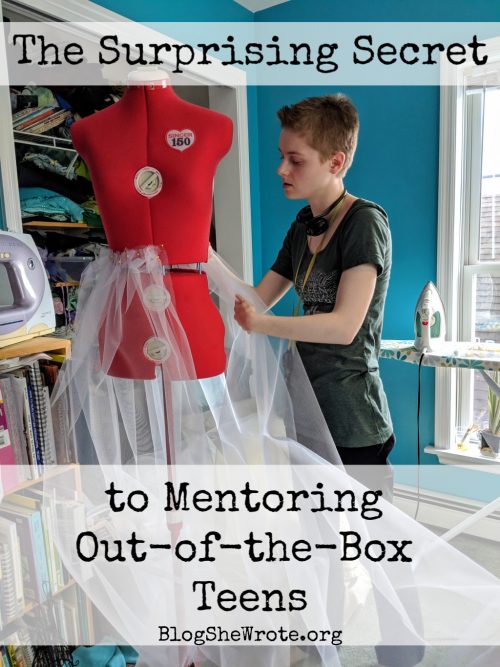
166,129,195,152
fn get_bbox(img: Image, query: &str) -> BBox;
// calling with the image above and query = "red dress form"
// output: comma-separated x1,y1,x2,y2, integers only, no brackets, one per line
71,84,233,380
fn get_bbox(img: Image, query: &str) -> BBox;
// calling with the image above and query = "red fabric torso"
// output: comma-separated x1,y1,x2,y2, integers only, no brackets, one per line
71,86,233,379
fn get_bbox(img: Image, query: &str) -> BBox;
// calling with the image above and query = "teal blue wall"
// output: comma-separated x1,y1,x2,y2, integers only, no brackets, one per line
92,0,252,21
258,0,500,21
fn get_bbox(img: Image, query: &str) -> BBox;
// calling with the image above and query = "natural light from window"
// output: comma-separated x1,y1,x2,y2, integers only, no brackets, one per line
473,88,500,427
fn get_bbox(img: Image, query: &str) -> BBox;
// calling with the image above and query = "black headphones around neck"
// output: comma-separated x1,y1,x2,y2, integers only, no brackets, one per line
296,189,347,236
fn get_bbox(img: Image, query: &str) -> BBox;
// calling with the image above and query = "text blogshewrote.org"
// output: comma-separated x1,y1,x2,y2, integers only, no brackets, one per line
158,625,343,646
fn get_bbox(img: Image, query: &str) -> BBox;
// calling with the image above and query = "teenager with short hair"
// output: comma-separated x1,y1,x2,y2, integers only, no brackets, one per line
235,93,393,466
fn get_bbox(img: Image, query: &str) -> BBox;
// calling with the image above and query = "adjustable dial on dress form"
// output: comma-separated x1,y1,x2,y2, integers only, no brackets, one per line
70,67,233,380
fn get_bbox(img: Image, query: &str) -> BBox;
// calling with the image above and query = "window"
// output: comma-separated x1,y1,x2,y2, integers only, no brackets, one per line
467,88,500,430
437,37,500,451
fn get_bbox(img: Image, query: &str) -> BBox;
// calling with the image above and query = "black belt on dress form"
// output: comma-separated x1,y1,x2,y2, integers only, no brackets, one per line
110,249,205,275
162,262,204,275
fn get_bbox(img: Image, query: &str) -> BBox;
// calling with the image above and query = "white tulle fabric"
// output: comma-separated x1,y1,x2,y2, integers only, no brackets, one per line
52,246,340,469
46,246,500,667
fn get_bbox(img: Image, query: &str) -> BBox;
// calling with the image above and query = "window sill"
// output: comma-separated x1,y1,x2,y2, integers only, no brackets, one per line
425,445,500,473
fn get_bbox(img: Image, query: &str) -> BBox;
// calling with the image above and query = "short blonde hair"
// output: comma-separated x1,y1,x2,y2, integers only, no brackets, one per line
277,94,359,174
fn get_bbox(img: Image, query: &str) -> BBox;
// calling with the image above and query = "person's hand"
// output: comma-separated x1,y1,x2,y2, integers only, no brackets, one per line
234,294,260,332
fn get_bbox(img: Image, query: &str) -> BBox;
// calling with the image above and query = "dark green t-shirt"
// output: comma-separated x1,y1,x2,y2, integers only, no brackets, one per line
271,198,393,448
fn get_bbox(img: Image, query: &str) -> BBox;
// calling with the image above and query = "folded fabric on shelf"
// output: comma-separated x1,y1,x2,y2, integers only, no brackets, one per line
81,197,102,228
18,162,93,203
22,152,77,180
19,187,83,222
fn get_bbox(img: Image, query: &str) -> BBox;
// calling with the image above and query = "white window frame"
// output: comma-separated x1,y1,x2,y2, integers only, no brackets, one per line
0,0,253,281
436,36,500,450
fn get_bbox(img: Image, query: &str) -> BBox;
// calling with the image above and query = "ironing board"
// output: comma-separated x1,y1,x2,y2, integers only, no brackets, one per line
380,339,500,541
380,339,500,373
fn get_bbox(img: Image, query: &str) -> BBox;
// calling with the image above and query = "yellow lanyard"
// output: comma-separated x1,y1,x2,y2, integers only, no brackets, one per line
292,240,325,316
289,194,348,349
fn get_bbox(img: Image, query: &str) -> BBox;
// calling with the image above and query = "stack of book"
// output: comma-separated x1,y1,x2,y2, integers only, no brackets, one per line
0,357,76,491
0,638,33,667
0,484,90,645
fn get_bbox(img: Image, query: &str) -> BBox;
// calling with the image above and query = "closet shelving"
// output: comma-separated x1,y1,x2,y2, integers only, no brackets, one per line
23,222,91,230
14,129,80,182
13,130,76,153
11,91,109,337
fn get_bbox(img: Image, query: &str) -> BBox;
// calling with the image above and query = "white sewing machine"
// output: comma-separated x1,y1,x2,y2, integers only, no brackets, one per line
0,230,55,348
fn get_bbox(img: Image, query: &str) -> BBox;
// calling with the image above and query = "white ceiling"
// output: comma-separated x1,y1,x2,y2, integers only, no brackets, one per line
233,0,291,13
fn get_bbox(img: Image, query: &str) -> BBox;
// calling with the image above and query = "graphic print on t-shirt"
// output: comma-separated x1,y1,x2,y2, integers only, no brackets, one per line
295,267,340,315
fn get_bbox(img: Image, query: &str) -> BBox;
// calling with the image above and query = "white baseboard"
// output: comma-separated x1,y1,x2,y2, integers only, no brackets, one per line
394,484,500,542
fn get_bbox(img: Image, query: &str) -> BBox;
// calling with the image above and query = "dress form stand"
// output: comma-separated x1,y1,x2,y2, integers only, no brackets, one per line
70,67,233,662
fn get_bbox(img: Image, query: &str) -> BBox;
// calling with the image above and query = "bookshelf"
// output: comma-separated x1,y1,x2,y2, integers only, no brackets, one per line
0,466,94,648
0,337,71,362
4,463,79,494
0,336,94,657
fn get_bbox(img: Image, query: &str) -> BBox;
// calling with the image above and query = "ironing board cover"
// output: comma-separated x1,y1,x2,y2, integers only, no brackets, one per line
381,339,500,370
